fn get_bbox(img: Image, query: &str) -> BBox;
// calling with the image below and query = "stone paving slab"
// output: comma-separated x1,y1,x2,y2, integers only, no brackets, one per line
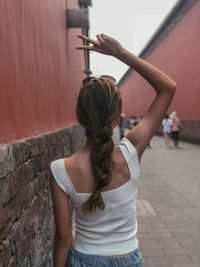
136,136,200,267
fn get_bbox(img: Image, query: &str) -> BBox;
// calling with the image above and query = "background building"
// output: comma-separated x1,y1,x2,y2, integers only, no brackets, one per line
119,0,200,144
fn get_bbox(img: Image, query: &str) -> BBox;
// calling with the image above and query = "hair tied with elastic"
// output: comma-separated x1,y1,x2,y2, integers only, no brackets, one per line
76,77,122,213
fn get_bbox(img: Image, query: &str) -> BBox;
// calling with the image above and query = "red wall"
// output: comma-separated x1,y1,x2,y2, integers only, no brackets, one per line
0,0,85,145
120,2,200,120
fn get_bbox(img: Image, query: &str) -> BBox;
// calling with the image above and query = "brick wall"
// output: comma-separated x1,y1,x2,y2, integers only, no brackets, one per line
120,1,200,134
178,120,200,145
0,0,85,145
0,124,86,267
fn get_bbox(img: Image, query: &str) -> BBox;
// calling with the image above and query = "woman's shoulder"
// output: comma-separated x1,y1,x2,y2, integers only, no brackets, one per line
50,158,64,169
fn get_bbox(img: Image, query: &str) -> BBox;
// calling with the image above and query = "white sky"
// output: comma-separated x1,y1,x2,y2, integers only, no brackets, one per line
89,0,177,82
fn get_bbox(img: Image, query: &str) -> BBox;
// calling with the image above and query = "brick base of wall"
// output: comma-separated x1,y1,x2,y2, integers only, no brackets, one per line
179,120,200,145
0,124,86,267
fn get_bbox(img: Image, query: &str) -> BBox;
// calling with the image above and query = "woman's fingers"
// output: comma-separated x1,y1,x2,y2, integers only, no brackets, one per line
100,33,109,39
76,33,115,55
77,34,90,41
76,45,95,51
96,34,104,44
76,45,105,55
77,34,99,46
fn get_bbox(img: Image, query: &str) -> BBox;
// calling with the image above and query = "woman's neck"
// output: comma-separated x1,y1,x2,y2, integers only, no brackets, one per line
83,138,93,151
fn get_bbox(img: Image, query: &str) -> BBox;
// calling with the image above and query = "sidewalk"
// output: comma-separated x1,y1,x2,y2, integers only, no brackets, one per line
137,136,200,267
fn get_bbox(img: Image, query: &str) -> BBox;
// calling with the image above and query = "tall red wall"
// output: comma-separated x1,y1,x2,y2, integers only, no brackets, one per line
120,2,200,120
0,0,85,145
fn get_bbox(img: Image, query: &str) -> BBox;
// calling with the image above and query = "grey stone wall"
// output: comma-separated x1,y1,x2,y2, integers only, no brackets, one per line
0,124,86,267
179,120,200,145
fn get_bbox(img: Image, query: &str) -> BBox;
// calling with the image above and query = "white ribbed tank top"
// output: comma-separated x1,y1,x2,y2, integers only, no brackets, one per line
50,137,140,256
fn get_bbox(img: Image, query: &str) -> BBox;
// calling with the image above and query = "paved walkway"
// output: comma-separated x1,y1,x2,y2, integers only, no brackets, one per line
137,136,200,267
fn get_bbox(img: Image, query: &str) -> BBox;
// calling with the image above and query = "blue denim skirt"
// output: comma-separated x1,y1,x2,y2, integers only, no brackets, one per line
66,247,144,267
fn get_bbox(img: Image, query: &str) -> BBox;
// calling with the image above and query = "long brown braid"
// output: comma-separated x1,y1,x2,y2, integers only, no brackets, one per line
76,77,122,213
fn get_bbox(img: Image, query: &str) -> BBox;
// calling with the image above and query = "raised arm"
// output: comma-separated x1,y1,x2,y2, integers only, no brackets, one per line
77,33,176,159
118,48,176,159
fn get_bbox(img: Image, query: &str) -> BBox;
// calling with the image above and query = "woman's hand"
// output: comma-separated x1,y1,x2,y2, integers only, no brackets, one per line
76,33,125,58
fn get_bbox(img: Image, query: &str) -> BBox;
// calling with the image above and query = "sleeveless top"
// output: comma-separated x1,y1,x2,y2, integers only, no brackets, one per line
50,136,140,256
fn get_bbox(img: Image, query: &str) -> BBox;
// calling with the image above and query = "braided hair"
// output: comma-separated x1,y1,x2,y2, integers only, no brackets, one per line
76,78,122,213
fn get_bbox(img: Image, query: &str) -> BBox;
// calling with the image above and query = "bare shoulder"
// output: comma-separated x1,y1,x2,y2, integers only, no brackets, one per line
63,147,85,165
124,133,140,155
112,144,131,180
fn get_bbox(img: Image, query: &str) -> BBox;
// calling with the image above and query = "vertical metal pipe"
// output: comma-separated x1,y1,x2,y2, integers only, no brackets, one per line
80,3,92,77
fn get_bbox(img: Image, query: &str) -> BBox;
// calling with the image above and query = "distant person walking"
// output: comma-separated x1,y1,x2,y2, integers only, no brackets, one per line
162,114,172,148
170,111,181,148
128,116,139,130
128,116,136,130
